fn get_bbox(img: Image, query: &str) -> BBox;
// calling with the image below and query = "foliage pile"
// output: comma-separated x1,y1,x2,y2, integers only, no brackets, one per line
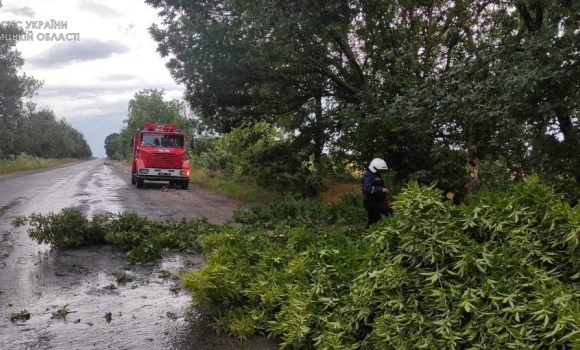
13,178,580,347
12,208,109,248
9,310,31,322
12,211,217,263
182,178,580,348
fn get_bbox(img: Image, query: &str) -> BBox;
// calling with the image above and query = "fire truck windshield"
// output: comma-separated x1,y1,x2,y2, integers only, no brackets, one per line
141,133,184,147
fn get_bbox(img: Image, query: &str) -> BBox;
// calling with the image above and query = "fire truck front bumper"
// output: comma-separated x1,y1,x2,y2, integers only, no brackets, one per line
135,168,190,181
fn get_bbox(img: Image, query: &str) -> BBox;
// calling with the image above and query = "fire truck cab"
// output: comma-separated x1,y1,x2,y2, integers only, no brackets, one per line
131,122,191,189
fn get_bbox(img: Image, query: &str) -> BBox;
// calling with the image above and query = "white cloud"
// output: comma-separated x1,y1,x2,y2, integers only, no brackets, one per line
77,1,121,17
0,0,185,157
3,6,36,17
29,39,130,68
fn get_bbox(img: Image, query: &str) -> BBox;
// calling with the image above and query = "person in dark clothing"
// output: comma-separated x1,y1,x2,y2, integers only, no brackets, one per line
361,158,394,228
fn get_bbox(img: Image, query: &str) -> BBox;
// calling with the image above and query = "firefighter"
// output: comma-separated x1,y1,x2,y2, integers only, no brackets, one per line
361,158,393,228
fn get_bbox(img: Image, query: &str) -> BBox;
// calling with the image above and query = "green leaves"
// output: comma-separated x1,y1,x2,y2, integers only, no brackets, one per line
51,304,72,320
12,209,217,263
194,122,325,197
104,89,190,160
186,179,580,348
12,208,110,248
13,179,580,347
9,310,30,322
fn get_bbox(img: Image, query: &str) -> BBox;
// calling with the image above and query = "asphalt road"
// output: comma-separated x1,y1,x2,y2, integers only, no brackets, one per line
0,159,278,350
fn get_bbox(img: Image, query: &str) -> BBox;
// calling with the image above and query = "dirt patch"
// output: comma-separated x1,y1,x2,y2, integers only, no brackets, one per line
318,179,360,204
110,163,244,224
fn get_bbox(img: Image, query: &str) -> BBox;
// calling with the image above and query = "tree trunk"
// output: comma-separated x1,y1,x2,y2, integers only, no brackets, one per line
466,129,481,197
555,107,580,184
312,94,324,173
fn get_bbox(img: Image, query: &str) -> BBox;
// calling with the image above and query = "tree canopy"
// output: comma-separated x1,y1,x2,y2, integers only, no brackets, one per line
104,89,190,160
146,0,580,199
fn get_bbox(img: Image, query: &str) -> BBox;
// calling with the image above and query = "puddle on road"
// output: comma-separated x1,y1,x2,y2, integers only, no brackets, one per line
78,165,125,217
0,245,279,350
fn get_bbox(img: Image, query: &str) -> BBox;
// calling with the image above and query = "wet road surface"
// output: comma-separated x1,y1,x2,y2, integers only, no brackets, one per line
0,159,279,350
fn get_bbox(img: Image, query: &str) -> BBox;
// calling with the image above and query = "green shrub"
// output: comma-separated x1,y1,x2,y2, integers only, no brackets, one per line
339,190,360,208
233,195,365,229
181,225,366,344
196,122,326,198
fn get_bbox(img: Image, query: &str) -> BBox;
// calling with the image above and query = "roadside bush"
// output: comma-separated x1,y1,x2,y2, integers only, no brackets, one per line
15,152,38,162
232,195,365,229
339,191,361,208
318,156,359,183
107,215,218,263
198,146,234,172
196,122,325,198
190,136,218,156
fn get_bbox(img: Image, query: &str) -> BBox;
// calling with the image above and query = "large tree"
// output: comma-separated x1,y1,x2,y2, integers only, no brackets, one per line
0,23,42,158
146,0,580,196
0,23,90,160
110,89,190,159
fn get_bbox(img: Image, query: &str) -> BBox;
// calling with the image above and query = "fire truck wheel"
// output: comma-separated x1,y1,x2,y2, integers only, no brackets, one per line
180,180,189,190
131,173,136,185
136,177,144,188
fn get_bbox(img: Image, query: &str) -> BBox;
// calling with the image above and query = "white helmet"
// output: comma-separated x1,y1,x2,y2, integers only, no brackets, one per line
369,158,388,173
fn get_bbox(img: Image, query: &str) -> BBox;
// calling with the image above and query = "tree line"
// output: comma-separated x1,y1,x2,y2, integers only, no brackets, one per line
141,0,580,201
0,24,92,160
104,89,190,160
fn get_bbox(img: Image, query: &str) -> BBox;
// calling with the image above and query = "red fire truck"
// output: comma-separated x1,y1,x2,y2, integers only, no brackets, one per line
131,122,191,189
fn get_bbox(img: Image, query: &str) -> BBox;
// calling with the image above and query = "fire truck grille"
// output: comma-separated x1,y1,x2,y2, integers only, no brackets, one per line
151,153,181,168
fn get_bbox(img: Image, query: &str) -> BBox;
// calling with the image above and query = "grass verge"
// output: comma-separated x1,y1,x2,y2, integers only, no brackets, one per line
0,157,77,175
190,165,362,206
189,166,279,205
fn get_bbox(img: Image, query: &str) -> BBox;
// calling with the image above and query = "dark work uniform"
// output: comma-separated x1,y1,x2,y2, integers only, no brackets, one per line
361,168,394,228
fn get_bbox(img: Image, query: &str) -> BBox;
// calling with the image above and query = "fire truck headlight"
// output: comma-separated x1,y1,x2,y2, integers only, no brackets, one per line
138,169,149,175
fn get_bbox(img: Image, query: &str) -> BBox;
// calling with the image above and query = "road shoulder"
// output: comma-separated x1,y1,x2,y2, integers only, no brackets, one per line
109,162,244,224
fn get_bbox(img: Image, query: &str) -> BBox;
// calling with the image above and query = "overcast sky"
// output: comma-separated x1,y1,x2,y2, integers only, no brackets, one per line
0,0,185,157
